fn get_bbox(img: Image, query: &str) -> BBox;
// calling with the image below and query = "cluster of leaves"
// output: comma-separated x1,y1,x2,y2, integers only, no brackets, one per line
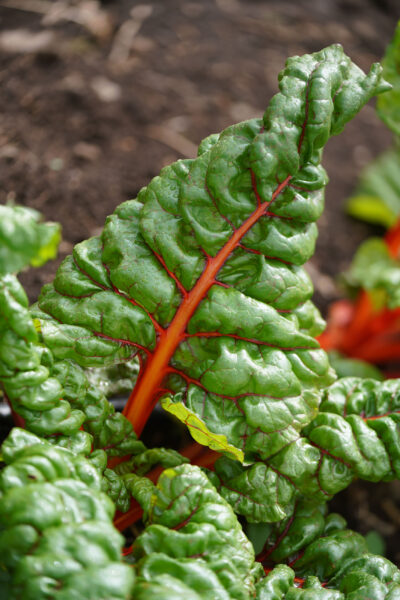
1,42,400,599
320,21,400,373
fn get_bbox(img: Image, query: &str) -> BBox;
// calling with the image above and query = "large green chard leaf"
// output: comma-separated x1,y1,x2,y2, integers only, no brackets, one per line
0,429,134,600
0,204,60,276
37,45,388,463
0,272,144,456
126,465,400,599
0,282,187,510
130,464,263,599
212,377,400,522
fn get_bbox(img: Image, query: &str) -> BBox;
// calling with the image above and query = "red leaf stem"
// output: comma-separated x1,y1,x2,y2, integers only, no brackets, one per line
262,567,327,589
5,394,26,429
385,218,400,259
319,218,400,367
123,173,293,436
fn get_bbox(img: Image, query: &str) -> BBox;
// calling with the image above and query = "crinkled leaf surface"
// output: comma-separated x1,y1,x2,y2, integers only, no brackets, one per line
253,499,400,599
0,274,85,436
0,272,147,460
0,248,189,517
128,465,400,599
0,274,188,515
257,561,400,600
212,377,400,522
85,359,140,398
37,45,388,464
131,464,263,600
0,429,134,600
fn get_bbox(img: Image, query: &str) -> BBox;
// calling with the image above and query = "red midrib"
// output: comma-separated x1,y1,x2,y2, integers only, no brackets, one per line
123,173,293,435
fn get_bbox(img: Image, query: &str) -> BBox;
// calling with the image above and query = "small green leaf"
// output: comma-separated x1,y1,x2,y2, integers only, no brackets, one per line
365,530,386,556
343,238,400,308
346,194,397,227
161,396,244,462
377,21,400,136
328,351,383,381
346,150,400,227
0,205,61,275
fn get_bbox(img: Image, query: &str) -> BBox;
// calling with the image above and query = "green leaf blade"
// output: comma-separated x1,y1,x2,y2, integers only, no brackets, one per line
37,45,387,468
377,21,400,136
0,205,60,276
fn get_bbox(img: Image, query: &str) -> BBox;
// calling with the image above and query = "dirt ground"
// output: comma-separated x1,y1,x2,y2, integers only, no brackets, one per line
1,0,400,563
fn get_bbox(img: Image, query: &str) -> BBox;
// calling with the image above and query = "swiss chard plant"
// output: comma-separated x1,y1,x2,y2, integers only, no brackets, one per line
320,22,400,374
2,43,400,599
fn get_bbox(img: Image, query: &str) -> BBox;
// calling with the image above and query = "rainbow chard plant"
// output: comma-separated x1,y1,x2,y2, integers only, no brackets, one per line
2,44,400,599
320,22,400,374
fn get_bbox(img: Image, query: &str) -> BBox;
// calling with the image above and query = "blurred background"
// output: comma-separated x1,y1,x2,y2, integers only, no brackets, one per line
1,0,400,562
0,0,399,309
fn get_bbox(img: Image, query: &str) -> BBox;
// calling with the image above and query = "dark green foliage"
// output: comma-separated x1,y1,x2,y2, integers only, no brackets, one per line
0,43,397,600
37,44,387,465
0,429,134,599
211,377,400,522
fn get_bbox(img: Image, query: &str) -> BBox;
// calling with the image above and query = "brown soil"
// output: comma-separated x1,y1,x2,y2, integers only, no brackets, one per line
1,0,400,564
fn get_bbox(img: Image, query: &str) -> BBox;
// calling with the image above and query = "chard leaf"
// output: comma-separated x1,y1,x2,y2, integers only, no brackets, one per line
377,21,400,137
131,464,263,599
0,204,60,276
129,465,400,599
0,275,86,436
346,150,400,227
0,272,146,457
257,561,400,599
327,351,383,381
342,238,400,308
254,500,400,599
0,431,134,600
37,45,388,464
213,377,400,522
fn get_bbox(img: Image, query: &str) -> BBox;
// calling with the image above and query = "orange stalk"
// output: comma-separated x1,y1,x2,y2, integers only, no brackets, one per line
123,174,293,436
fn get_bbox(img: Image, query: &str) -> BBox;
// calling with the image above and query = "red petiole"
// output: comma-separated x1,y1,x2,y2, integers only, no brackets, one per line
122,172,293,437
319,217,400,370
